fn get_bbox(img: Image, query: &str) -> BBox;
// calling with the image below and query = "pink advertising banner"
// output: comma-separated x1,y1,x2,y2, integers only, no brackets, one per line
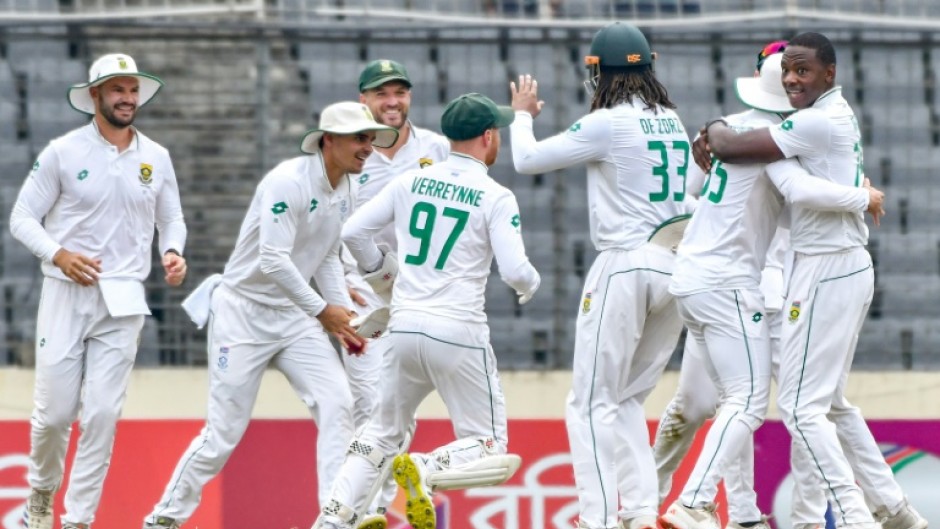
0,419,937,529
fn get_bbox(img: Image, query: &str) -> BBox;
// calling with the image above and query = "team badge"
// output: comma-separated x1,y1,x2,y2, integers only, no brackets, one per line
139,163,153,185
118,57,128,70
582,291,592,314
781,119,794,131
627,54,643,63
77,169,89,181
218,346,229,370
419,157,433,168
752,312,763,323
358,173,370,184
310,198,319,212
511,214,521,229
788,301,801,323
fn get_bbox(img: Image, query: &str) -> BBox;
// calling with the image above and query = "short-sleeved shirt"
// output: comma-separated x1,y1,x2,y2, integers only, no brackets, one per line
343,153,539,323
671,110,785,296
511,99,693,251
222,154,353,317
768,87,867,254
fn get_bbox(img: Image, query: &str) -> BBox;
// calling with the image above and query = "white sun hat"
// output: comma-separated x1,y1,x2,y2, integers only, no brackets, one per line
67,53,164,115
300,101,398,154
734,52,794,113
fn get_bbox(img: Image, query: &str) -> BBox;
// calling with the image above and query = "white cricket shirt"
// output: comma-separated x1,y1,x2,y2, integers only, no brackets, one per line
511,101,693,252
10,121,186,281
221,154,353,318
352,123,450,249
342,153,540,323
768,87,868,254
671,110,785,296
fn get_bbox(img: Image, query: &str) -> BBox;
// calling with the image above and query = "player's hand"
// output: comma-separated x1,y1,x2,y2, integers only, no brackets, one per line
52,248,101,286
163,252,187,286
510,74,544,118
348,286,368,307
692,127,713,172
863,178,885,226
317,304,365,351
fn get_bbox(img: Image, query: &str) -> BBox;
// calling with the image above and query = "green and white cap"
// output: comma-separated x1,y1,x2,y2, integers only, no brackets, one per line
359,59,412,92
68,53,164,115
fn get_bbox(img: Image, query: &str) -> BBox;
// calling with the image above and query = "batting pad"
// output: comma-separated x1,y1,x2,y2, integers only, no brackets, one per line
428,454,522,491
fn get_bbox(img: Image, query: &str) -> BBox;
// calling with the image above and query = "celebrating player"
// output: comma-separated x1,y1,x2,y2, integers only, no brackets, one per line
10,53,187,529
344,60,450,529
509,22,692,529
311,92,540,529
693,32,924,529
141,102,396,529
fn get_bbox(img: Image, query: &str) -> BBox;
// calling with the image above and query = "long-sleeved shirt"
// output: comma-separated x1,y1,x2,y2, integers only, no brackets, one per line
768,87,868,254
510,101,693,252
221,154,353,317
10,121,186,282
342,153,539,323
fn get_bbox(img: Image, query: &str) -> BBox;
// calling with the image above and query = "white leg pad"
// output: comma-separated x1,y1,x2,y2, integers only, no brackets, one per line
427,454,522,491
347,437,389,470
317,499,358,527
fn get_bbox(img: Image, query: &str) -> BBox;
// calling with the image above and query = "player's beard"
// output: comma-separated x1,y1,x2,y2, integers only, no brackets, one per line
379,107,409,131
99,94,136,129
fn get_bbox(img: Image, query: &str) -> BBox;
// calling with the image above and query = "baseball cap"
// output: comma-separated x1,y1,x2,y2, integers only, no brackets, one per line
358,59,413,92
67,53,164,115
735,52,794,113
300,101,399,154
440,93,514,141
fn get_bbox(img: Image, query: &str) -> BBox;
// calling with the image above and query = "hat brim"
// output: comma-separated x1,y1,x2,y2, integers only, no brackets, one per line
360,75,413,92
734,77,794,114
493,105,516,128
67,72,164,115
300,125,399,154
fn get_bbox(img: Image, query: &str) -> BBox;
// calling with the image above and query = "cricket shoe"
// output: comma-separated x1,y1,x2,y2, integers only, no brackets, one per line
393,453,435,529
725,515,772,529
660,501,721,529
23,489,53,529
62,523,89,529
143,516,181,529
876,500,928,529
620,514,658,529
357,512,388,529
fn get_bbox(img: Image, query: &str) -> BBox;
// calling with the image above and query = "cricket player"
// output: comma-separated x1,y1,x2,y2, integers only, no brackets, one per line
141,102,397,529
10,53,187,529
693,32,925,529
510,22,692,529
345,58,450,529
311,92,540,529
659,49,888,529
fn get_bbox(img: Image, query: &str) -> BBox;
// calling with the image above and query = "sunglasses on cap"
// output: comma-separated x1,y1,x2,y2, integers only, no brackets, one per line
756,40,788,72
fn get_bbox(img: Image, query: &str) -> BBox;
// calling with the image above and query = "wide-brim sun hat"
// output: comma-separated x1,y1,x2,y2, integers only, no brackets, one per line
300,101,399,154
67,53,164,115
734,52,794,113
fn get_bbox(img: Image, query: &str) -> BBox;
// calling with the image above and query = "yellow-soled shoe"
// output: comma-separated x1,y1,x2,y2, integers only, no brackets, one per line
357,512,388,529
392,453,435,529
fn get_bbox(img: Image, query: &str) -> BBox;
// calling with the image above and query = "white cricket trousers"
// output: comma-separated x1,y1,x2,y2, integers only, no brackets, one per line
565,245,683,529
325,311,508,516
777,247,876,527
29,278,143,526
147,285,354,524
676,289,772,510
